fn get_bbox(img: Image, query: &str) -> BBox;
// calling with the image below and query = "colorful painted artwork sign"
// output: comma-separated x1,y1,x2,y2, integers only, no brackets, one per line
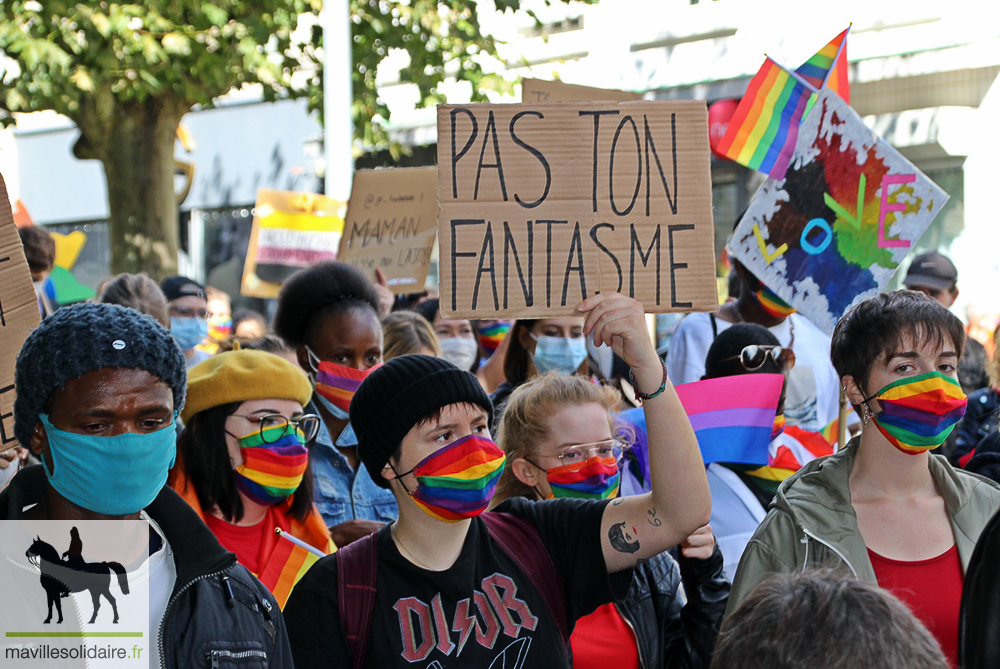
727,89,948,334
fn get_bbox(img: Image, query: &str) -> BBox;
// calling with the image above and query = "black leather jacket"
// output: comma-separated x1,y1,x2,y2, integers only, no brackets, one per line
0,466,293,669
616,543,729,669
953,387,1000,466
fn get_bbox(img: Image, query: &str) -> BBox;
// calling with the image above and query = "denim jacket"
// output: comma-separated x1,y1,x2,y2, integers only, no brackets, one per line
308,402,399,527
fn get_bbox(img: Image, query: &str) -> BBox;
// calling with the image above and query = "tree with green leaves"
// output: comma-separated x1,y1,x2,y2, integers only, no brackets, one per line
0,0,588,278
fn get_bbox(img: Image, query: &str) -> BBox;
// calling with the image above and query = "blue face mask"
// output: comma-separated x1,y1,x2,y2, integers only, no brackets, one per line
39,413,177,516
530,335,588,375
170,316,208,351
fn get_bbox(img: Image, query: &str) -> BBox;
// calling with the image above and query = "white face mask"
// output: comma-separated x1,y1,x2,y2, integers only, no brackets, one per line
439,336,479,371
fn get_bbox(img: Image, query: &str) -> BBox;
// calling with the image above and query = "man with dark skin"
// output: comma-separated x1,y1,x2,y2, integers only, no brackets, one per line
1,302,292,668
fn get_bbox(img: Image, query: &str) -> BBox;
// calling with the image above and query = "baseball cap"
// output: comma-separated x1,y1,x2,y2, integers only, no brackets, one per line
160,275,206,302
903,252,958,291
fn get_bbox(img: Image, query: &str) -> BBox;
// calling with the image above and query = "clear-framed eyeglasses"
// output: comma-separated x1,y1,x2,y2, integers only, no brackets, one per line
230,413,321,444
550,439,625,472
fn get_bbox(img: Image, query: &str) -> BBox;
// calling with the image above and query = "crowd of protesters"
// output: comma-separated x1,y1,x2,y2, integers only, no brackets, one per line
3,221,1000,668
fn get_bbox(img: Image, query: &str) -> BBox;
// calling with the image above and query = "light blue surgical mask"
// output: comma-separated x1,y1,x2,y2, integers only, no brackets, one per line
530,335,588,375
314,391,350,421
170,316,208,351
39,413,177,516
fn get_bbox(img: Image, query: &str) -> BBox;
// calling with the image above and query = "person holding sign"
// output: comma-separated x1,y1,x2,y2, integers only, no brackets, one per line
728,290,1000,667
283,293,711,669
170,349,333,582
273,261,398,547
490,372,728,669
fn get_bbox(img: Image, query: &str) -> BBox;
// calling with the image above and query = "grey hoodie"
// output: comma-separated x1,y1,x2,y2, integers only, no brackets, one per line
727,437,1000,614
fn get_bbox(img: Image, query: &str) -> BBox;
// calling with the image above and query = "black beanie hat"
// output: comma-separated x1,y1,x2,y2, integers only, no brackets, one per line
14,302,187,447
350,355,493,489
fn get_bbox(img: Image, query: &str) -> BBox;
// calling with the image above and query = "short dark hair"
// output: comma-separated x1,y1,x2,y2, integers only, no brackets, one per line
704,323,781,379
176,402,315,523
18,225,55,274
502,319,539,387
711,570,948,669
830,290,966,393
273,261,380,346
414,298,440,324
98,273,170,329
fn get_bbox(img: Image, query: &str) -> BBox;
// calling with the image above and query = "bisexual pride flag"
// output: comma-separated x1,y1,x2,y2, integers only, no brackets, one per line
675,374,785,465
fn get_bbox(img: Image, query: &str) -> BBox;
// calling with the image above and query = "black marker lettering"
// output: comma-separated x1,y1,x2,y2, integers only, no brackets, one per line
579,110,619,212
449,220,484,311
610,116,641,217
503,221,534,309
471,222,499,311
668,224,695,308
630,224,661,304
450,108,478,199
589,223,623,293
0,384,13,446
510,111,551,209
645,113,678,215
561,222,587,307
536,220,567,308
474,111,507,202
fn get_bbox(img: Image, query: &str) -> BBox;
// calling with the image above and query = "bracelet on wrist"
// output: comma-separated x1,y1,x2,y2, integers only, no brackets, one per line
629,358,669,401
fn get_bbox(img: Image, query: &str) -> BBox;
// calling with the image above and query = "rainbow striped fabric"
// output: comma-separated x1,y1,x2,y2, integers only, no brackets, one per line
718,27,851,178
234,425,309,502
411,436,506,522
675,374,785,464
257,529,325,608
873,372,968,454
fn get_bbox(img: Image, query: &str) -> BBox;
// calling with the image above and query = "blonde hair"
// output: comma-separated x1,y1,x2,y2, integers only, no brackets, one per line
493,372,628,504
382,311,441,360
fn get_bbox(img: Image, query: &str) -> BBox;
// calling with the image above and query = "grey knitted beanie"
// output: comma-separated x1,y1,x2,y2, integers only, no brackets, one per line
350,354,492,488
14,302,186,447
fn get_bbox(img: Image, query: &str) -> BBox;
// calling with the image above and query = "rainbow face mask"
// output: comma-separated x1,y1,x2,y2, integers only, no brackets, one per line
867,372,967,455
208,314,233,341
233,424,309,505
309,349,380,415
401,434,505,522
478,321,512,356
545,455,621,500
753,286,796,318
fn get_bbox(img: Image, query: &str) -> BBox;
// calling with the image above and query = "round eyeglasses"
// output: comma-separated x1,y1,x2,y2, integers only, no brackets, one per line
719,345,795,373
549,439,625,472
230,413,321,444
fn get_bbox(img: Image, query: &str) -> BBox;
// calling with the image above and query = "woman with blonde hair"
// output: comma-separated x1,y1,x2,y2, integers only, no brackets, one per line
492,372,728,669
380,311,440,360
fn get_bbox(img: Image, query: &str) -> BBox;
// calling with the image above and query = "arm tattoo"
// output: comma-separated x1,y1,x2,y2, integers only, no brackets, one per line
611,498,624,506
608,521,641,554
646,507,662,527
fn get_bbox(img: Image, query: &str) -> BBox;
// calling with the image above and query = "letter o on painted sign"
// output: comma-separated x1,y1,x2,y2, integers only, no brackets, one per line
801,218,833,255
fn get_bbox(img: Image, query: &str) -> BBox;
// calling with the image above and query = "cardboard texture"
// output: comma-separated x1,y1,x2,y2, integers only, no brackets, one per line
728,89,949,334
437,100,719,319
338,167,438,294
521,78,642,103
241,190,345,299
0,174,41,450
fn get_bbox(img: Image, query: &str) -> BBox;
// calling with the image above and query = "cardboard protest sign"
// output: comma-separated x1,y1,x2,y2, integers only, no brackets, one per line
241,190,345,299
521,78,642,103
0,174,41,450
437,101,718,319
338,168,437,294
728,89,949,334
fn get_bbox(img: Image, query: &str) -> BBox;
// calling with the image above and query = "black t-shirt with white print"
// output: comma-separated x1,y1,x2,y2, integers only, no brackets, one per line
285,497,632,669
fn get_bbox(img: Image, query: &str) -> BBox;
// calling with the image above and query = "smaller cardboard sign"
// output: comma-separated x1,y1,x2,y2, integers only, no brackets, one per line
728,89,949,334
521,78,642,103
241,190,345,299
438,100,718,319
0,174,41,450
338,168,438,294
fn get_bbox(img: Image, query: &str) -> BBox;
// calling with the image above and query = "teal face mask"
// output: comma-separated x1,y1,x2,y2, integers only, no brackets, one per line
39,413,177,516
170,316,208,351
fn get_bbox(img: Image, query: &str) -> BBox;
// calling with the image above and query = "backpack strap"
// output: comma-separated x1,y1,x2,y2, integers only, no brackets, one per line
481,511,570,650
336,531,379,669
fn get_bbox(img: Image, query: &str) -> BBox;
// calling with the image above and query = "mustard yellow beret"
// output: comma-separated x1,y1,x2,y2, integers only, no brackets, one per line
182,349,313,423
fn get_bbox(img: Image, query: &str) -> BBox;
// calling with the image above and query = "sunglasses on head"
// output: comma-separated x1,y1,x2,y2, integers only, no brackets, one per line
720,345,795,372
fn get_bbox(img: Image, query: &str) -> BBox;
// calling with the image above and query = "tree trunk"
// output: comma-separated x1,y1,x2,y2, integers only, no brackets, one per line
87,101,185,279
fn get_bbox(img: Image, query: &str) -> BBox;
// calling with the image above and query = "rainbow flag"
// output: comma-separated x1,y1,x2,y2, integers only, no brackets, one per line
675,374,785,464
718,27,851,179
257,529,325,608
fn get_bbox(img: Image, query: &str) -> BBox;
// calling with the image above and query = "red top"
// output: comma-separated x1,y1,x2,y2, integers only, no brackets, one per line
204,506,294,574
570,602,641,669
868,544,963,668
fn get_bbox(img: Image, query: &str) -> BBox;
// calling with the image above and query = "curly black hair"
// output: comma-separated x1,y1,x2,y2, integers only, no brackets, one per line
273,261,381,346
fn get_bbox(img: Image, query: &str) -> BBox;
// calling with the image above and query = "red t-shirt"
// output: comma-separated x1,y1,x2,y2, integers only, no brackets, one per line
868,544,962,667
570,602,641,669
204,506,293,574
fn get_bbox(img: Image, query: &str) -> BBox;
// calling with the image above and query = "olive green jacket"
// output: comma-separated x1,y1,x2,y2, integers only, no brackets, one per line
727,437,1000,615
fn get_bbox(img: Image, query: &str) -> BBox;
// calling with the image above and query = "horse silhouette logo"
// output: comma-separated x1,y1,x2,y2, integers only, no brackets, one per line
25,528,129,624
